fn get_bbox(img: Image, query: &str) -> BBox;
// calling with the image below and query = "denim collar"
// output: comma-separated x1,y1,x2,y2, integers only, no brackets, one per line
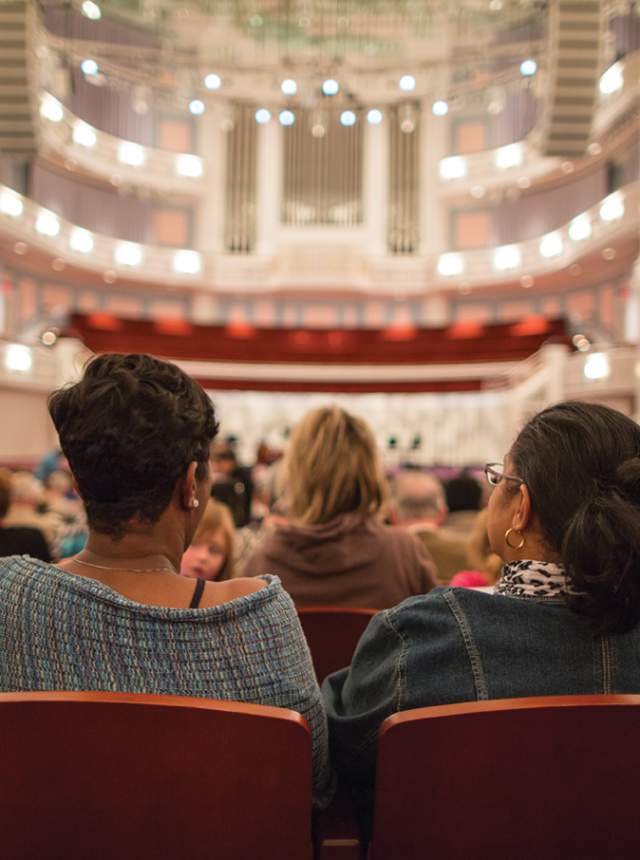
495,559,568,601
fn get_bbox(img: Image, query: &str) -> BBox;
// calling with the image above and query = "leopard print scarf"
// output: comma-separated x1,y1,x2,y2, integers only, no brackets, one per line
494,559,568,600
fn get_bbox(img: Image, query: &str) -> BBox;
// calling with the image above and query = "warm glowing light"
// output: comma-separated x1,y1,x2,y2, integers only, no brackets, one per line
35,209,60,237
599,191,625,222
0,188,23,218
439,156,467,180
176,154,203,177
69,227,94,254
40,94,64,122
584,352,610,381
539,232,563,258
493,245,521,270
437,253,465,277
173,250,202,274
495,143,523,169
115,241,143,267
118,141,145,166
5,344,32,372
568,213,592,241
72,120,97,147
599,62,623,95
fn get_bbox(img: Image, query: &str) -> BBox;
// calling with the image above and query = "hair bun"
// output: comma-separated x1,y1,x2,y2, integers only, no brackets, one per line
615,457,640,503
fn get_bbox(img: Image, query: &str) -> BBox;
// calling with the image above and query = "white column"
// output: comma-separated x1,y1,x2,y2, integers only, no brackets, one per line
419,105,449,258
195,104,228,255
255,117,282,257
364,116,389,258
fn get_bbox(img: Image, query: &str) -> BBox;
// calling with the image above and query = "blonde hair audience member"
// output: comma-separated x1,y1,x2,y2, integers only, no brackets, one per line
243,405,437,608
181,499,236,581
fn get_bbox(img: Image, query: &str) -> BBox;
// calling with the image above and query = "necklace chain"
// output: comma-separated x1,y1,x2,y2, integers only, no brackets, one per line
73,557,176,575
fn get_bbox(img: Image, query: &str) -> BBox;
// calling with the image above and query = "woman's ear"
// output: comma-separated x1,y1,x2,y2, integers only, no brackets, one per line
512,483,533,531
180,461,199,511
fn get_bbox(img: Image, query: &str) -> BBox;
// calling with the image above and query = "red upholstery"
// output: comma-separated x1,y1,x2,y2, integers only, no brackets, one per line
370,695,640,859
0,691,313,860
298,607,377,683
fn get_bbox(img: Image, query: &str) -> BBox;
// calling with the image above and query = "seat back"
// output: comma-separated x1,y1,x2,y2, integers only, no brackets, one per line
0,691,312,860
370,694,640,860
298,607,377,683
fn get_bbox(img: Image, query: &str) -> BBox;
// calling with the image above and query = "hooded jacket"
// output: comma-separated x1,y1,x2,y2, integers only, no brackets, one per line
242,513,437,609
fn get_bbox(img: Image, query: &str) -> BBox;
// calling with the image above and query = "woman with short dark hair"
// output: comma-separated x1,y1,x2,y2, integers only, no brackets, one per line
0,353,332,806
324,401,640,819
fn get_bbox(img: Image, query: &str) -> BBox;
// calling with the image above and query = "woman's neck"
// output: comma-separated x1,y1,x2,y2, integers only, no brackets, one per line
82,531,182,573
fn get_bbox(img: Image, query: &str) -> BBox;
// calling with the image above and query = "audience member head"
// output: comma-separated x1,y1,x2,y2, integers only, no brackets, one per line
445,471,482,513
0,469,12,519
486,401,640,633
285,405,385,526
43,469,74,496
392,470,447,525
181,499,235,581
48,353,218,544
11,471,45,509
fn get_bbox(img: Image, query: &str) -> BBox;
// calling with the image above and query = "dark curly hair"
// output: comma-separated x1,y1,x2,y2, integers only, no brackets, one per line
509,401,640,635
48,353,218,538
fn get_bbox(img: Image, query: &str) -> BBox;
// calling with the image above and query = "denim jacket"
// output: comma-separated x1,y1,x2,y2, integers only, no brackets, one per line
322,586,640,798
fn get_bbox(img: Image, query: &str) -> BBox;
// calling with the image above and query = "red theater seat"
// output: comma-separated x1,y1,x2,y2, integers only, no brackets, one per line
298,607,377,683
0,691,313,860
369,694,640,859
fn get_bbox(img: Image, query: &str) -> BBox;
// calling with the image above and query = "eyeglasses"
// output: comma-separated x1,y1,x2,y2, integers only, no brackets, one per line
484,463,525,487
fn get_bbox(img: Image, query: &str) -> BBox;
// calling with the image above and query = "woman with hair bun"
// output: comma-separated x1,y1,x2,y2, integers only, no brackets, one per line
324,401,640,818
0,353,332,807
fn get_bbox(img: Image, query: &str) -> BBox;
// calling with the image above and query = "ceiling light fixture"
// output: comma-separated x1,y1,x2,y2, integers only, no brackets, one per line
255,108,271,124
204,73,221,90
80,58,99,76
322,79,340,96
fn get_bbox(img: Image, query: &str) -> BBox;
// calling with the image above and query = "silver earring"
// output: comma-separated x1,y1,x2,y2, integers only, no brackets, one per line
192,498,200,509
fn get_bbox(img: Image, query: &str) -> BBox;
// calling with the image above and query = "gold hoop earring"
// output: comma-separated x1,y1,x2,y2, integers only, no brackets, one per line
505,527,525,550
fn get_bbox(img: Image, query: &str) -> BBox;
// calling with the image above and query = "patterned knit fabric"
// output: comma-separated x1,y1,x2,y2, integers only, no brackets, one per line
0,556,333,806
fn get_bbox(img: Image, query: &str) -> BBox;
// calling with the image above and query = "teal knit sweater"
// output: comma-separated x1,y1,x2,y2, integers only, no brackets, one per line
0,557,333,805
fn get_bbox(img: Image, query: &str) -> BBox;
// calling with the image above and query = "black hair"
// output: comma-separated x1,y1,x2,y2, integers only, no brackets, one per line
510,401,640,635
48,353,218,539
445,471,482,513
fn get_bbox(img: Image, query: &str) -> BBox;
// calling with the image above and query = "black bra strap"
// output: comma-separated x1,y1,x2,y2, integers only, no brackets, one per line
189,577,206,609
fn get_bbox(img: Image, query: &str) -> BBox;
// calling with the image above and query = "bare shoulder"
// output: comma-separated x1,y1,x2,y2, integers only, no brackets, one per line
200,576,268,608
